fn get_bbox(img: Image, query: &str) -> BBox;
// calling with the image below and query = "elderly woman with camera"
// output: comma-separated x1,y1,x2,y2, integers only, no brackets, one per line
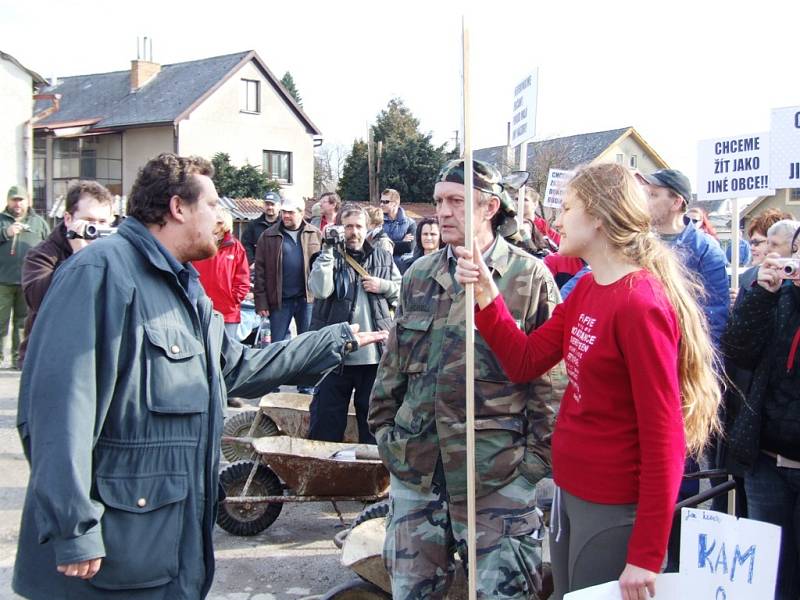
722,224,800,600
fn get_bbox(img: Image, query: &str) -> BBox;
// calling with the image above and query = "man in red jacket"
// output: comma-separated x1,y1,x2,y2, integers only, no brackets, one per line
193,206,250,340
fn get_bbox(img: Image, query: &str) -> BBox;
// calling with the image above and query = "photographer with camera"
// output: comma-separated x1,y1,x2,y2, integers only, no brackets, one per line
0,185,50,369
307,203,400,443
19,181,113,368
722,223,800,600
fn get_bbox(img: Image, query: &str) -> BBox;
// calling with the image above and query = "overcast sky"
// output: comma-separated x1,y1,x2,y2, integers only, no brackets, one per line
2,0,797,188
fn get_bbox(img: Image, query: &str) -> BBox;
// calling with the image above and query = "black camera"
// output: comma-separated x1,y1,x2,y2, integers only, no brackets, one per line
324,225,346,246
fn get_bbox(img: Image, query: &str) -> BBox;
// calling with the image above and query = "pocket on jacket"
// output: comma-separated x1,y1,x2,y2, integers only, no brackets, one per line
474,416,525,490
91,473,188,590
143,324,208,413
395,312,433,374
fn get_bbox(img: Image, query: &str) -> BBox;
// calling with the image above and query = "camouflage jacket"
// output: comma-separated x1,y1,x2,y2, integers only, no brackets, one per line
368,236,562,501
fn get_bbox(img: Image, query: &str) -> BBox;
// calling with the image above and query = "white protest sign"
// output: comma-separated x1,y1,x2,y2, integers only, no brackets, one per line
697,133,773,200
543,168,574,209
680,508,780,600
510,71,538,147
564,573,683,599
770,105,800,189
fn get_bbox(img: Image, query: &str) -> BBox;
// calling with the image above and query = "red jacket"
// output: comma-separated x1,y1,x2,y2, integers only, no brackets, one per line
193,233,250,323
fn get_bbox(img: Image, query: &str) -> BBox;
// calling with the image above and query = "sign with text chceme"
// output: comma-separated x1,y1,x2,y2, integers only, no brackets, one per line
680,508,780,600
697,133,773,201
510,71,538,147
771,105,800,189
543,168,574,209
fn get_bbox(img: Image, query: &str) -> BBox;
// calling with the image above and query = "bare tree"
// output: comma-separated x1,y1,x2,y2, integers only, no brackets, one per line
314,143,348,196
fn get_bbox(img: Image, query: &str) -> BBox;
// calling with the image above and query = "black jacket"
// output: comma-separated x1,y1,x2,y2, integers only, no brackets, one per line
309,241,396,337
722,283,800,471
241,215,279,264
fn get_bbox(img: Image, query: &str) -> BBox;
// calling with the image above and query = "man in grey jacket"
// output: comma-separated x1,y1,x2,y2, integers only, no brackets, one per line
13,153,386,600
307,203,401,443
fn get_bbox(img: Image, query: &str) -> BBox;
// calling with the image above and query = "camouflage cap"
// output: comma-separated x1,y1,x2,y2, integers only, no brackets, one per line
436,159,529,236
437,159,528,209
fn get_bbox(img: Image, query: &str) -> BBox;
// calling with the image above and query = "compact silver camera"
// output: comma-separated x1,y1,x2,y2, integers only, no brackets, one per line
83,224,117,240
66,223,117,241
776,258,800,279
324,225,346,246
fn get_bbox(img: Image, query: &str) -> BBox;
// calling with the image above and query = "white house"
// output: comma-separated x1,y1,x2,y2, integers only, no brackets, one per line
32,50,321,211
0,51,46,208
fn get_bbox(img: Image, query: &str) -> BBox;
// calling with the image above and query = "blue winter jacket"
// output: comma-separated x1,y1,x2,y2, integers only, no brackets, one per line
13,217,356,600
382,206,417,245
667,222,730,345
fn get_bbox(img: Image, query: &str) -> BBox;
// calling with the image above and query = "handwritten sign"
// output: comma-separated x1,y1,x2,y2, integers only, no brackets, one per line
680,508,780,600
564,573,683,599
697,133,773,201
543,168,574,209
510,71,538,147
770,105,800,189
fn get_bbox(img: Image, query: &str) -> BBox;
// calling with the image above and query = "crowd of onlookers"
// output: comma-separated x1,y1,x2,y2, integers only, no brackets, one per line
5,166,800,599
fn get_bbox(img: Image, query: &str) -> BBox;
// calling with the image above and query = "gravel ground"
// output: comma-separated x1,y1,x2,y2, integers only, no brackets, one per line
0,375,365,600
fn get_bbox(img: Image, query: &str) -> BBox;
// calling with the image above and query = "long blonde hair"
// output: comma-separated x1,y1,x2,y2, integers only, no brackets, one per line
567,162,722,458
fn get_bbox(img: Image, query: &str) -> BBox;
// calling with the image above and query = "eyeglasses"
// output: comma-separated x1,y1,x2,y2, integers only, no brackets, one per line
379,200,392,205
749,238,767,247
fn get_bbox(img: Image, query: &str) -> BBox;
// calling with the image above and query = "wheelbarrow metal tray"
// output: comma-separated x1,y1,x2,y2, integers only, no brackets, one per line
259,392,359,442
251,436,388,497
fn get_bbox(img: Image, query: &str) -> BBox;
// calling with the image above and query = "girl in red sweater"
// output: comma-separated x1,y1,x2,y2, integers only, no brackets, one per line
455,163,721,600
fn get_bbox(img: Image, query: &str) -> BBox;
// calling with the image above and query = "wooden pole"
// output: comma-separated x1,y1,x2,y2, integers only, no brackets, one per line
367,127,375,203
517,141,528,231
376,141,383,203
730,197,740,290
461,16,477,600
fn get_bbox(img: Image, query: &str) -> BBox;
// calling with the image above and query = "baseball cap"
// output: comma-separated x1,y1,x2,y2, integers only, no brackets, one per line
7,185,27,200
264,191,281,204
280,196,305,213
638,169,692,205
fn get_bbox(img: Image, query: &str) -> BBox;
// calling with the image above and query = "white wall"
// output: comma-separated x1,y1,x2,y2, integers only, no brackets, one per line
177,60,315,199
122,126,174,196
0,59,33,209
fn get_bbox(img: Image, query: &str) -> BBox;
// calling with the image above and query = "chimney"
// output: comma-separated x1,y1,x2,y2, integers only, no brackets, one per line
130,59,160,91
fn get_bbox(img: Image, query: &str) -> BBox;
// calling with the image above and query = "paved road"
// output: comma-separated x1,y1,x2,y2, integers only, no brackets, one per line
0,373,364,599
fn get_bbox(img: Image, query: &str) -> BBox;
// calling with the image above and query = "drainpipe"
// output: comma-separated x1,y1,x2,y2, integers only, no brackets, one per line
24,93,61,204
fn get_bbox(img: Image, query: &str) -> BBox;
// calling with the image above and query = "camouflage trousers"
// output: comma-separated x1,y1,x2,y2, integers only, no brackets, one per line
384,473,544,599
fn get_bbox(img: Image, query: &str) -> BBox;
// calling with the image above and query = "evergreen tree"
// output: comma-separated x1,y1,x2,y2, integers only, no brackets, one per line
211,153,281,198
337,98,455,202
280,71,302,107
337,140,370,201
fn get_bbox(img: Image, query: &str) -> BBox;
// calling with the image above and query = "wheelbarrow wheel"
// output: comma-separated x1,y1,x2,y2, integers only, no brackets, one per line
351,499,390,529
334,499,391,549
221,410,280,463
216,460,283,536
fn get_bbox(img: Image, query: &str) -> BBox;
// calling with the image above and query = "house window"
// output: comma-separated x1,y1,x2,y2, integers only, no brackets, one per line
792,188,800,202
263,150,292,183
52,134,123,202
32,136,47,212
616,153,624,164
242,79,260,113
629,155,638,169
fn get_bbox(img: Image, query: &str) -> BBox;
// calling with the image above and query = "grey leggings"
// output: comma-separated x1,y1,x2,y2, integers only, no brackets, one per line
549,487,637,599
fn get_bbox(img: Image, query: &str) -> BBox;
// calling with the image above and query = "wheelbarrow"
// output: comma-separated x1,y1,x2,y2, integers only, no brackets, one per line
221,392,360,462
217,435,389,536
